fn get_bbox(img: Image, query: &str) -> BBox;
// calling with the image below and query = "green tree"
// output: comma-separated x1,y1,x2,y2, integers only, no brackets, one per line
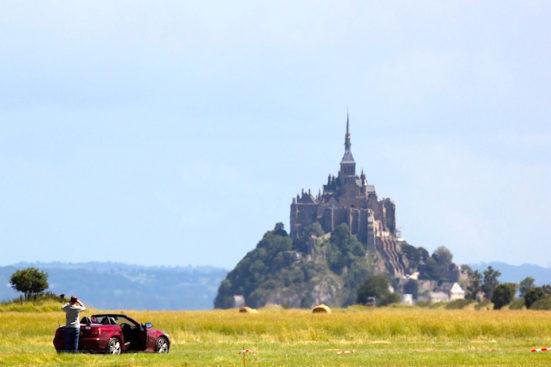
421,257,439,280
326,243,345,273
294,222,324,253
417,247,430,262
419,246,458,282
356,275,398,306
465,270,482,300
331,223,365,258
327,223,364,274
482,266,501,300
304,222,324,237
491,283,516,309
273,222,288,237
10,267,49,300
519,277,535,298
433,246,453,266
524,287,547,309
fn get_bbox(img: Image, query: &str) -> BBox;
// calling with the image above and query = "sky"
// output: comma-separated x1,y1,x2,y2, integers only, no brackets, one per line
0,1,550,269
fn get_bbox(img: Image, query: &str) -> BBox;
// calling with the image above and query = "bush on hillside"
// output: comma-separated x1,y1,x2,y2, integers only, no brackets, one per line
357,275,400,307
418,246,459,283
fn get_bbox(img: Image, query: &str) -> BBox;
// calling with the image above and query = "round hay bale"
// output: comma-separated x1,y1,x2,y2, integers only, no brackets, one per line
312,304,332,314
239,306,258,314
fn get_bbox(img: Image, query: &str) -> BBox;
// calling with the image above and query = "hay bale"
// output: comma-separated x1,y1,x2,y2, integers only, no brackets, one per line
239,306,258,314
312,304,332,313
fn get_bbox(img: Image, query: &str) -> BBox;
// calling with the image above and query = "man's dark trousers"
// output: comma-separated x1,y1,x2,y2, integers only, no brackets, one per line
64,327,79,353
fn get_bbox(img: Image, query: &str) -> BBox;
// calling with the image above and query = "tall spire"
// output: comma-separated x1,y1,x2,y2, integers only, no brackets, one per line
341,112,355,163
345,110,351,151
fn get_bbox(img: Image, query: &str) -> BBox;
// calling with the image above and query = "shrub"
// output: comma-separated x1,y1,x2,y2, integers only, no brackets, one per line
445,299,473,310
530,297,551,310
357,275,389,305
415,300,431,308
378,293,401,307
525,287,546,309
474,299,493,310
509,298,525,310
491,283,516,310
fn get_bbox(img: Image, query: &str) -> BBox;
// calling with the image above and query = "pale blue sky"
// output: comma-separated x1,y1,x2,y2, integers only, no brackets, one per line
1,1,550,268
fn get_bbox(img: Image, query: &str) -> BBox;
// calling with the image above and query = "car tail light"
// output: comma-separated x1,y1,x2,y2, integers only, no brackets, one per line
91,328,102,335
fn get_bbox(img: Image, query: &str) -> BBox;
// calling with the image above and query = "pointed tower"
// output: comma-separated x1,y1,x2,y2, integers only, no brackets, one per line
338,113,356,184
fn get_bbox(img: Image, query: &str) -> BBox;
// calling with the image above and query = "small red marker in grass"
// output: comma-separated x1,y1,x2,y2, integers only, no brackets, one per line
239,347,255,367
531,347,550,352
238,349,255,354
337,349,355,354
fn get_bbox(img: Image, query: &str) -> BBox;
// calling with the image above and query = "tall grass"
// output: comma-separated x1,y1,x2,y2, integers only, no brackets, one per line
3,303,551,341
2,303,551,366
0,293,64,312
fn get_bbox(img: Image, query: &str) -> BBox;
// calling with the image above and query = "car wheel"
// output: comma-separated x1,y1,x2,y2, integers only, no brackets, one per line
155,337,169,353
106,337,121,354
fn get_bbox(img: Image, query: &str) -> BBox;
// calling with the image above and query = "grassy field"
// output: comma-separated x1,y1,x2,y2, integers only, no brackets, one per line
1,303,551,366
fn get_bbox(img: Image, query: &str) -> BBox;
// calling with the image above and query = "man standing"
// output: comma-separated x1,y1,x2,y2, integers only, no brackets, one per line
62,295,86,352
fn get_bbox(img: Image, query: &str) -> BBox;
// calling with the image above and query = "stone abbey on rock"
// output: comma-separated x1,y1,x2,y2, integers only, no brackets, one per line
214,114,465,309
289,116,405,276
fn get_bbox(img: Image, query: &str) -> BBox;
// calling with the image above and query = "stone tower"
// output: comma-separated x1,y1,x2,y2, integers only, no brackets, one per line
290,115,405,276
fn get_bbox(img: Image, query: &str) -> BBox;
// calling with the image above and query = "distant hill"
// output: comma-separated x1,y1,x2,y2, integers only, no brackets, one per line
0,262,227,310
470,262,551,285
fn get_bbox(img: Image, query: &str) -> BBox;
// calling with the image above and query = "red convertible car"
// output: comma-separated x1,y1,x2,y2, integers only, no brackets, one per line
53,314,170,354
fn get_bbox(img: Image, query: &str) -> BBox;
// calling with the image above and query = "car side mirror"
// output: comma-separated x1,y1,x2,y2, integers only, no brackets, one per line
145,322,152,328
